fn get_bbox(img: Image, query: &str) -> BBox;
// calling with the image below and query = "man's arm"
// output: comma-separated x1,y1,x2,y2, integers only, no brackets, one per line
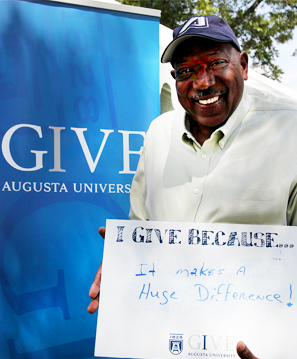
87,227,105,314
88,143,148,314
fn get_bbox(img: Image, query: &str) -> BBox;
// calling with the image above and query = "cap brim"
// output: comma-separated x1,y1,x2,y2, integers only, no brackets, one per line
161,34,235,63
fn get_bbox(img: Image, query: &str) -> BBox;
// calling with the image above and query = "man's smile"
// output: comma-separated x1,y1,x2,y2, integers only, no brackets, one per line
190,90,227,107
197,96,219,105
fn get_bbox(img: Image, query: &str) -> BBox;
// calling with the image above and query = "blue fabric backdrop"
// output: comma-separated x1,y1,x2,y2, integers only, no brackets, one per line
0,1,160,358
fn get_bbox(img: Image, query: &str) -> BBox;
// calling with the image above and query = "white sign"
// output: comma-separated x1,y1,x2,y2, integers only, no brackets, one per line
95,220,297,358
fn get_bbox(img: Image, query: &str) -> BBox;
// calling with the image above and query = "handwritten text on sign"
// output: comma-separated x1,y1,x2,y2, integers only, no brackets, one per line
95,220,297,359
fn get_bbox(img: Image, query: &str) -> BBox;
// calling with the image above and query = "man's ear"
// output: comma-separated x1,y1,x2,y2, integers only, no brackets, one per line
240,51,248,81
171,70,176,80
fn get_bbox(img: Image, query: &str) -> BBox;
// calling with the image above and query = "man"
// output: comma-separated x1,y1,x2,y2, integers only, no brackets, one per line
89,15,297,359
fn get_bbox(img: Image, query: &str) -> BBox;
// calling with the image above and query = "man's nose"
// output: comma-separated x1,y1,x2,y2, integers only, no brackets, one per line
192,70,215,90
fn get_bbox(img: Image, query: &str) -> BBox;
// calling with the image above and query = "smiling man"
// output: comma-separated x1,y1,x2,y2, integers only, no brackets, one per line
89,15,297,359
129,15,297,225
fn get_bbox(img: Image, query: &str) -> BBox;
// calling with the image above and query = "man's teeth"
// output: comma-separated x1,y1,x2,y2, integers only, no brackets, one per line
198,96,219,105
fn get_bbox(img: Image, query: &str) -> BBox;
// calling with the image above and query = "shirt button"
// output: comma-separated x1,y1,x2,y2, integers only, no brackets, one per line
194,188,199,194
201,154,207,160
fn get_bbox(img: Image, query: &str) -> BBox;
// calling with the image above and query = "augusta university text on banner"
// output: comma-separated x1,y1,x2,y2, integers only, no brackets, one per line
0,1,160,358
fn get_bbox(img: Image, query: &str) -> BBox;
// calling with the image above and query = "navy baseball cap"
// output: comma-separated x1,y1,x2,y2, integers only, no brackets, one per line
161,15,241,63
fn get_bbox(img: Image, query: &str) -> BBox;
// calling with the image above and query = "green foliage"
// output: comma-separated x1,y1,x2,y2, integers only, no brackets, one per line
119,0,197,29
119,0,297,81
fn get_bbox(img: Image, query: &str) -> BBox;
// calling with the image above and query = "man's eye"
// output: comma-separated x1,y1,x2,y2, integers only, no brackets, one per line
180,68,192,74
210,61,226,69
176,68,193,79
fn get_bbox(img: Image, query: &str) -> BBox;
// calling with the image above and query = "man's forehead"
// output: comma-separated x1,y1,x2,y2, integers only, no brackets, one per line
172,39,233,65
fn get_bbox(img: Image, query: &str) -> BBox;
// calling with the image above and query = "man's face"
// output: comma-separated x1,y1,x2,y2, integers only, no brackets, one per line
172,39,248,129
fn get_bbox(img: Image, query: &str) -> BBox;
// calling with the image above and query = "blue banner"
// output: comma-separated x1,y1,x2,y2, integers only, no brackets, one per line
0,1,160,358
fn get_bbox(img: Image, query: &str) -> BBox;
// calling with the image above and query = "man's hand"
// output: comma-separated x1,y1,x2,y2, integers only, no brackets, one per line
87,227,105,314
237,341,258,359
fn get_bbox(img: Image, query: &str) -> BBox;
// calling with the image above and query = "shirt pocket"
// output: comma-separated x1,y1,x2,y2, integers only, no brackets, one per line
220,188,283,224
222,188,281,201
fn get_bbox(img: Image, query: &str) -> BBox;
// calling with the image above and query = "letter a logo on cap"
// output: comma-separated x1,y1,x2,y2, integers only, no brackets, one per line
178,16,209,37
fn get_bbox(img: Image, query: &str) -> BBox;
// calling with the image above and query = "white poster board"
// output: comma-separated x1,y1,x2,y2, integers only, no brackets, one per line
95,220,297,358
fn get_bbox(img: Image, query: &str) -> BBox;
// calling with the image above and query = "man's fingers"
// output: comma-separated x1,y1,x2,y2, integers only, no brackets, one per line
88,262,102,314
89,262,102,299
87,295,99,314
88,228,105,314
98,227,106,239
236,341,258,359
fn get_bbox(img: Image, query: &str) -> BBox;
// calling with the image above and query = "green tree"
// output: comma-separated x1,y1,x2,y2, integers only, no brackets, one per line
120,0,196,29
119,0,297,81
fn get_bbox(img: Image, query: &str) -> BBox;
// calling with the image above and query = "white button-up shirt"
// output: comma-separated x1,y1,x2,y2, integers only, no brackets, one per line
129,86,297,225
